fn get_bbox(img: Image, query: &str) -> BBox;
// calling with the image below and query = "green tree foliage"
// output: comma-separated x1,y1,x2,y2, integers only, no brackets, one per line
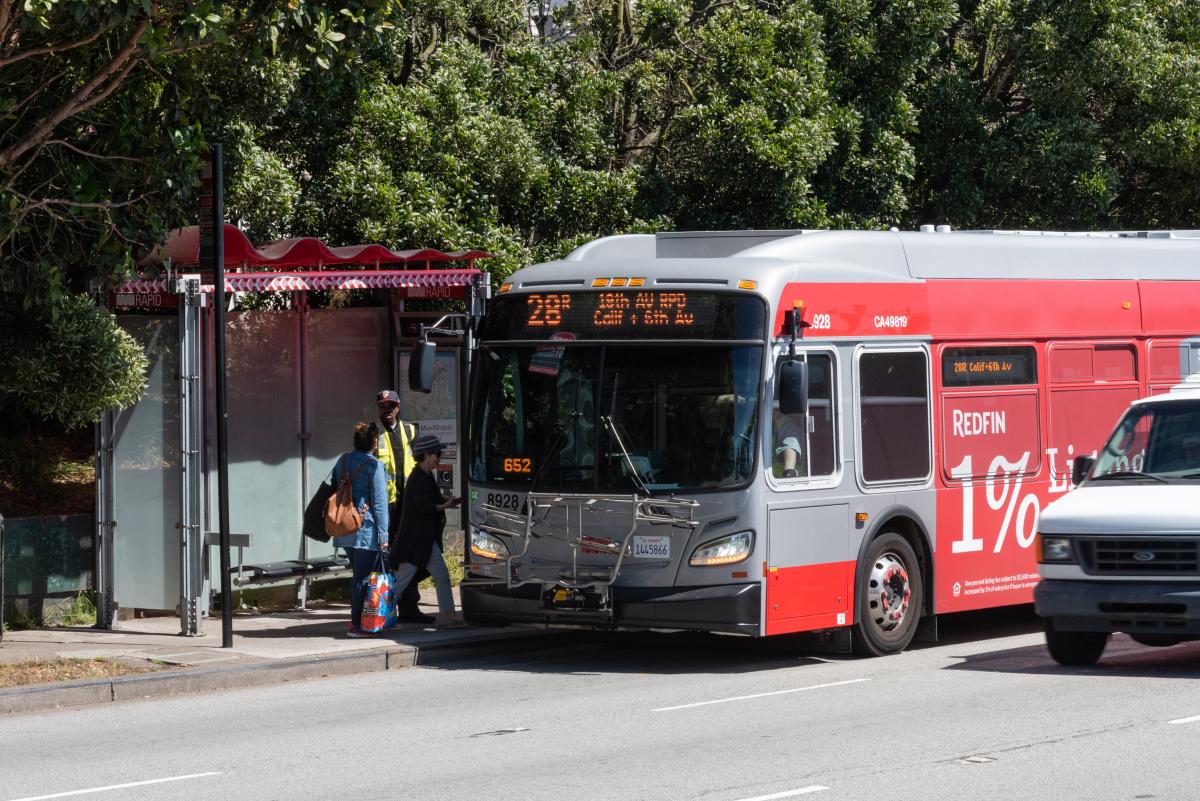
0,0,402,302
0,0,401,429
912,0,1200,228
0,293,148,430
3,0,1200,299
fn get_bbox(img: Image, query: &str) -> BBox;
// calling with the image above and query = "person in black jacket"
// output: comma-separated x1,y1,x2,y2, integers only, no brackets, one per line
391,434,464,626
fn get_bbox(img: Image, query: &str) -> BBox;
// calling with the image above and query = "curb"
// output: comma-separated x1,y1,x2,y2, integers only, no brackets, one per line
0,629,563,715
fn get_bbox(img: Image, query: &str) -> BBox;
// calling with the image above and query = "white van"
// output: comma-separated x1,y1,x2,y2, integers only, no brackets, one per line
1034,380,1200,665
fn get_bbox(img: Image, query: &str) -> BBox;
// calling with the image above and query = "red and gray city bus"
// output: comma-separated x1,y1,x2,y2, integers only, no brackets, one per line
457,228,1200,654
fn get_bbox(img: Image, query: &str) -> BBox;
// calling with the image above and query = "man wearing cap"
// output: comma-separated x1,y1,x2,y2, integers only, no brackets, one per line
374,389,433,623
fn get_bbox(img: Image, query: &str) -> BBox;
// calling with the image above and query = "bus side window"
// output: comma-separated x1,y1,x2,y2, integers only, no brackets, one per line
772,353,836,480
859,350,931,483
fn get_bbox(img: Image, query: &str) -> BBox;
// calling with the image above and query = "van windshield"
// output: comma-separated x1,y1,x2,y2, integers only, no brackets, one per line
1092,399,1200,480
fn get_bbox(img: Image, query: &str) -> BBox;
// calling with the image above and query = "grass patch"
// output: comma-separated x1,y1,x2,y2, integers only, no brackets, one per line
0,658,167,689
43,592,97,628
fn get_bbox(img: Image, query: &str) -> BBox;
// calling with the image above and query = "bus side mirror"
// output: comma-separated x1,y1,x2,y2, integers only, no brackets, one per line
409,340,436,394
778,360,809,416
1071,454,1096,486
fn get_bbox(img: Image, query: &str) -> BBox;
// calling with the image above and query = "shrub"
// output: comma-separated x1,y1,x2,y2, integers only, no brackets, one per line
0,293,148,431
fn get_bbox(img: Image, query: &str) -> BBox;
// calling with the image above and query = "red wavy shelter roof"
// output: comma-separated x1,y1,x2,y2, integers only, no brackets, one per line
117,225,489,296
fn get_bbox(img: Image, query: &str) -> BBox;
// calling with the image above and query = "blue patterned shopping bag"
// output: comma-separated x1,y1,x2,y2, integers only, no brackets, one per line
360,554,397,633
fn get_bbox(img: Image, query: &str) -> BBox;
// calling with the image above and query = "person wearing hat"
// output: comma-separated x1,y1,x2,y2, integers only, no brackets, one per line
373,389,433,623
391,434,464,626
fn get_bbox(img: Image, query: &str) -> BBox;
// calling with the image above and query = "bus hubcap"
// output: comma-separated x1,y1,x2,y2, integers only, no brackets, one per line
870,554,911,632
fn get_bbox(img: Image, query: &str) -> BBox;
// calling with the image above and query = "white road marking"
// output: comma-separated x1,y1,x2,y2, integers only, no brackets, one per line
5,772,221,801
732,786,829,801
1167,714,1200,725
652,678,870,712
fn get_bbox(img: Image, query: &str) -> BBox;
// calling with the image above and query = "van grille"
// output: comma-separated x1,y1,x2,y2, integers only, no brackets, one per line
1079,539,1200,575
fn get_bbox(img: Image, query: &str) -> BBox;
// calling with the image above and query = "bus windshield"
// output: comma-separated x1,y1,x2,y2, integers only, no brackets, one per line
470,344,762,493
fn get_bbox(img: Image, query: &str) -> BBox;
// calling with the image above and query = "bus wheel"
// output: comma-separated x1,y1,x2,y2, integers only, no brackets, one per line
852,532,923,657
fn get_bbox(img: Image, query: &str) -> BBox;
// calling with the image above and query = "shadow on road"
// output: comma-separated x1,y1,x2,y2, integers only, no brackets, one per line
945,632,1200,679
423,605,1060,676
421,628,841,676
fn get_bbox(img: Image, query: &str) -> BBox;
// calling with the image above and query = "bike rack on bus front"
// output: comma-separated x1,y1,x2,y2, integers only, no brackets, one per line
468,492,699,599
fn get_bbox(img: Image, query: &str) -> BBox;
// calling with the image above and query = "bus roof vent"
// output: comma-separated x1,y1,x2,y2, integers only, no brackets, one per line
656,230,803,258
919,224,935,233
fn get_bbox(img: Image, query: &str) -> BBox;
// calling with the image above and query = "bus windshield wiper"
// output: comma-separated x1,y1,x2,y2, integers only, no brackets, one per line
1088,471,1169,484
600,414,652,496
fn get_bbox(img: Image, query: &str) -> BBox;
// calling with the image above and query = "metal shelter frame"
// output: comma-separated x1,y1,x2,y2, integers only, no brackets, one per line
96,226,490,635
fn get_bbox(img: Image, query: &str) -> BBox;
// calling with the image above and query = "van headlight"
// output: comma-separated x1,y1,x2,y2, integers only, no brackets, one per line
1036,534,1075,563
470,528,509,560
689,531,753,566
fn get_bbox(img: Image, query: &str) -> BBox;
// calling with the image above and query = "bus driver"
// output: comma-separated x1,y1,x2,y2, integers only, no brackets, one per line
773,403,806,479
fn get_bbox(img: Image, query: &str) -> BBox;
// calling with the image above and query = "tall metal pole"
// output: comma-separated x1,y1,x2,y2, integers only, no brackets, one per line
0,512,6,642
210,145,233,648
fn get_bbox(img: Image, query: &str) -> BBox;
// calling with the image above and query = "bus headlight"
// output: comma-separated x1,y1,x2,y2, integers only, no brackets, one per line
470,528,509,560
689,531,753,566
1036,534,1075,563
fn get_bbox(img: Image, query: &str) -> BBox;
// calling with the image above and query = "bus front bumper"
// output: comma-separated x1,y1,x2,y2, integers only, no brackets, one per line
1034,578,1200,635
462,582,761,636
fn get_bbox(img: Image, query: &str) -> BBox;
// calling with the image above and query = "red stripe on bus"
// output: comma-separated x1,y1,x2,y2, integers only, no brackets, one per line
773,278,1200,340
763,561,855,636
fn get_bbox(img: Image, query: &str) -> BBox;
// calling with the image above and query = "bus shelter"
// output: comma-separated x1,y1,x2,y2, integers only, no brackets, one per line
96,224,490,634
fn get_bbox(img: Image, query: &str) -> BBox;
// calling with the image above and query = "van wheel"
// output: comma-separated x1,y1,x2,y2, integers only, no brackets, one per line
1044,623,1107,666
852,533,923,657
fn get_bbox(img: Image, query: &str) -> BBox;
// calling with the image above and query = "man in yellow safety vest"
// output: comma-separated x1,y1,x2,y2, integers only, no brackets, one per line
374,389,433,623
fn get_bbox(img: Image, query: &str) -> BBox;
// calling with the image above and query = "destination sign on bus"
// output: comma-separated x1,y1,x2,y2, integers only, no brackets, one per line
485,291,765,340
942,347,1037,387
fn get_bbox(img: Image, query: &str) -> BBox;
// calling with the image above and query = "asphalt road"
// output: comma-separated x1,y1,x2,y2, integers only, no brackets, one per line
2,607,1199,801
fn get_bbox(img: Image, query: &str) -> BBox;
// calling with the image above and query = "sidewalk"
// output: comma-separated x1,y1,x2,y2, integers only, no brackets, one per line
0,587,551,715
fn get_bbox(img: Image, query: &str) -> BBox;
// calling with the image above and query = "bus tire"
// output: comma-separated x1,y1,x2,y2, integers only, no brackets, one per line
852,532,923,657
1044,623,1107,666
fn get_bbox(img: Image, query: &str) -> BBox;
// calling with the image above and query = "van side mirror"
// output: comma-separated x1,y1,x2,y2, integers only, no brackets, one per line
778,360,809,415
409,340,436,393
1071,454,1096,486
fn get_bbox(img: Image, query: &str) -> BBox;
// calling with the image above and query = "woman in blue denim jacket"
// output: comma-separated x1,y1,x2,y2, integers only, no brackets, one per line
333,423,389,636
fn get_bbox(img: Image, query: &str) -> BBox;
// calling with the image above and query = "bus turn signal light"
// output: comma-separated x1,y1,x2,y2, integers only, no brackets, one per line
738,279,758,290
499,283,512,294
592,278,609,288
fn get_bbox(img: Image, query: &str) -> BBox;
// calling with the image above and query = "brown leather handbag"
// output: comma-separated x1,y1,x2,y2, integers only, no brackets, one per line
324,456,368,537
